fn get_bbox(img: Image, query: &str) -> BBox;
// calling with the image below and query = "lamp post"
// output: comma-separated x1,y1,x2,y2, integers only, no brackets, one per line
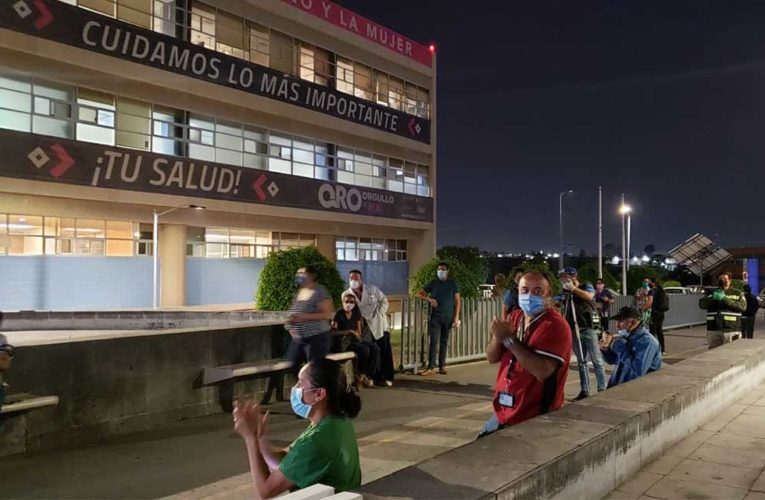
559,190,573,270
619,196,632,295
152,204,205,310
598,186,603,279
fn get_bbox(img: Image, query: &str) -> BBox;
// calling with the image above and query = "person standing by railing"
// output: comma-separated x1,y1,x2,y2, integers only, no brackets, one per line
742,284,760,339
417,262,461,376
347,270,393,387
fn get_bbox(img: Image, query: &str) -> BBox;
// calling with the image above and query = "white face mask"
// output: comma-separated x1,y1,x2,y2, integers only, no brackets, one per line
437,270,448,280
350,279,361,290
343,303,355,312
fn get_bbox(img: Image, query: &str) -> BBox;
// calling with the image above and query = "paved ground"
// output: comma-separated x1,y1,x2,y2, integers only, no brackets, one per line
606,382,765,500
0,324,719,499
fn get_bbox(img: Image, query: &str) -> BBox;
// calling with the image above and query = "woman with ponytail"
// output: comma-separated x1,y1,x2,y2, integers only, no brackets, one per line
233,358,362,498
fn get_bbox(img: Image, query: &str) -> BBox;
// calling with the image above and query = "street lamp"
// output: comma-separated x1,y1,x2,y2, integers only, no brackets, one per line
559,190,573,270
619,198,632,295
152,204,206,310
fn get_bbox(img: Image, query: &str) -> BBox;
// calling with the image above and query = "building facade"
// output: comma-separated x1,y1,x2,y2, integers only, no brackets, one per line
0,0,436,310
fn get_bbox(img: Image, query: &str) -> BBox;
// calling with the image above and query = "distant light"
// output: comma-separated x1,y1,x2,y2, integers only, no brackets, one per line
612,256,621,264
619,204,632,215
497,253,504,258
552,253,560,258
641,255,650,262
428,44,436,53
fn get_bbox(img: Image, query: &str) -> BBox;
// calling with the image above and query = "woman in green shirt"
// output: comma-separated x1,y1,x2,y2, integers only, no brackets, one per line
233,358,362,498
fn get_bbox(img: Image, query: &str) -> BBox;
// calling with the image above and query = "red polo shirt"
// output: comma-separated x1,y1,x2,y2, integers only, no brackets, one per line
493,308,572,426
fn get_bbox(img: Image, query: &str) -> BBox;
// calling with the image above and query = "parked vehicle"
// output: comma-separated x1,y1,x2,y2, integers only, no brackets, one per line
664,286,691,295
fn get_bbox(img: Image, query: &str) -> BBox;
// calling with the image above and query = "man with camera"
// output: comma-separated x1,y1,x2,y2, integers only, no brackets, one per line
478,270,572,438
559,267,607,400
699,272,747,349
600,306,662,387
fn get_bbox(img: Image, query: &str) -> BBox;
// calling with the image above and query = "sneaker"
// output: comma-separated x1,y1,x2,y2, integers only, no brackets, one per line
419,368,436,376
438,368,448,375
385,380,393,387
362,376,375,389
574,391,588,401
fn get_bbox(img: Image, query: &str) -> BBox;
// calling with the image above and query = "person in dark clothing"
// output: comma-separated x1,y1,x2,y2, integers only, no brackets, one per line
0,331,13,411
594,279,615,333
742,284,759,339
417,262,461,376
332,293,380,388
502,271,523,321
647,278,669,354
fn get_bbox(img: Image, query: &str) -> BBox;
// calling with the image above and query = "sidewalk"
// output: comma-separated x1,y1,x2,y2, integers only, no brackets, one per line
0,324,715,499
606,382,765,500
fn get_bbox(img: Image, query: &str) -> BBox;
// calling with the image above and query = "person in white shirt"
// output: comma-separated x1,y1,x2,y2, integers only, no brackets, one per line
347,270,393,387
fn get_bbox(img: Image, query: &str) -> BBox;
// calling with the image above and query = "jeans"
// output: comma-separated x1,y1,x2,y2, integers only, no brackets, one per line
651,312,666,352
375,331,395,382
580,328,607,392
477,413,502,438
287,331,331,376
743,316,755,339
428,314,452,369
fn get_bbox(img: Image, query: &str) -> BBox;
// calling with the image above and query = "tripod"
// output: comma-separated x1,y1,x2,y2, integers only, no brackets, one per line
560,292,589,395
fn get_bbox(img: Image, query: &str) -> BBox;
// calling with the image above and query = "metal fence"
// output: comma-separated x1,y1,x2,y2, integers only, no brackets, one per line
398,294,706,372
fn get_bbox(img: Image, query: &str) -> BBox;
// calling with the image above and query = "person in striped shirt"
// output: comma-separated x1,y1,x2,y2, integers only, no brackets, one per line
286,265,335,375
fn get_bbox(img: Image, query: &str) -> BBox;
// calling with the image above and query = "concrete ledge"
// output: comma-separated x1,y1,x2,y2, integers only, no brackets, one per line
359,340,765,500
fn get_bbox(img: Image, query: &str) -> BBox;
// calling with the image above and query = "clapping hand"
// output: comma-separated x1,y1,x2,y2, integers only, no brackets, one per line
491,317,517,343
233,401,270,441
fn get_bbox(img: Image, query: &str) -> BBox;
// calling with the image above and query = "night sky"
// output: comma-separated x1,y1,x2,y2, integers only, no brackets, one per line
335,0,765,255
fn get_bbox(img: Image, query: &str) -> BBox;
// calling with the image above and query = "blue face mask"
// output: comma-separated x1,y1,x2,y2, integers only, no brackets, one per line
290,386,313,418
295,275,307,287
518,293,546,316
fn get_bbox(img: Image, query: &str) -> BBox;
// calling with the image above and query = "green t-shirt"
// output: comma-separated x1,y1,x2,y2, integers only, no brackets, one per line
424,278,459,319
279,416,361,492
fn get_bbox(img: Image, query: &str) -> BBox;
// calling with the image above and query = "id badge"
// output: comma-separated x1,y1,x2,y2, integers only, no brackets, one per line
498,392,515,408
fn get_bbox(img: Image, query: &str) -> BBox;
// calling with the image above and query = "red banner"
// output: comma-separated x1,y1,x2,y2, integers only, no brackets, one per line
283,0,432,68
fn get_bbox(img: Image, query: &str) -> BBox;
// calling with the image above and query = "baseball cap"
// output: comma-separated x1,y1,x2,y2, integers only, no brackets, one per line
0,333,14,356
612,306,642,321
561,267,578,277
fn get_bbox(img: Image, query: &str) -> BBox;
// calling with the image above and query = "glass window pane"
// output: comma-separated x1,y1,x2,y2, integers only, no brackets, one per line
8,215,42,235
106,220,133,239
107,239,134,256
77,219,106,238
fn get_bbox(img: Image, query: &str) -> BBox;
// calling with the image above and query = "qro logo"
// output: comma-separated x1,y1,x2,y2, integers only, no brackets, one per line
318,184,362,212
13,0,54,30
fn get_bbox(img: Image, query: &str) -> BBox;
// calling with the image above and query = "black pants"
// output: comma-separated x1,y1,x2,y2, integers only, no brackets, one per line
375,331,395,382
742,316,755,339
287,331,331,376
428,314,452,370
651,312,665,352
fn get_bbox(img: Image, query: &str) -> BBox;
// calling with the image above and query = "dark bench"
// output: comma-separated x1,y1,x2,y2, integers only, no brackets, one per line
0,393,59,415
203,352,356,406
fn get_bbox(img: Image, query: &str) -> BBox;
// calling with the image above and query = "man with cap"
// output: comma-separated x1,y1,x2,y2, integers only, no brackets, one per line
559,267,607,400
0,332,14,410
600,306,662,388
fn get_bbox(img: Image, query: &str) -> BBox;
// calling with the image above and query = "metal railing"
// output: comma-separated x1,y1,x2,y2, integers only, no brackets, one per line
398,293,706,372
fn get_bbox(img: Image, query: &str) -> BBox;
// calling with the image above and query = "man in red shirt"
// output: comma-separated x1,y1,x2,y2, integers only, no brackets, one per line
478,270,573,438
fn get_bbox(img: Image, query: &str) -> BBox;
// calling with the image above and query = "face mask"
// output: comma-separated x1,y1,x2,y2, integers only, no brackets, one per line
642,282,650,289
350,279,360,290
290,386,313,419
617,329,629,336
518,293,546,316
437,270,448,280
343,303,355,312
596,284,605,292
295,275,306,287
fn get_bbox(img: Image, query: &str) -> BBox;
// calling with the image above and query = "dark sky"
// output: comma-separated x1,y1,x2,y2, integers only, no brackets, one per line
335,0,765,255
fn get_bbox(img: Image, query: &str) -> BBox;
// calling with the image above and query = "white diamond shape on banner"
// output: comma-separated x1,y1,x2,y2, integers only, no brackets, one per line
267,182,279,197
28,147,50,169
13,0,32,19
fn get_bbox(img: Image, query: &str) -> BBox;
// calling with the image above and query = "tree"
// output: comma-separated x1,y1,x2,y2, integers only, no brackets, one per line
663,280,682,288
576,262,619,291
603,243,618,259
644,244,656,257
436,246,489,284
410,257,482,299
255,246,345,311
626,266,665,296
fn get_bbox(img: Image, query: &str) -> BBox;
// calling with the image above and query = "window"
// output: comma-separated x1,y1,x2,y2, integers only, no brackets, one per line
153,0,176,36
336,58,354,95
118,0,153,29
299,44,330,86
249,23,270,67
0,75,32,133
353,63,374,101
270,31,296,75
77,88,115,145
388,77,405,111
336,237,407,262
116,97,151,150
152,106,185,156
190,3,216,49
187,228,315,258
32,82,74,138
215,10,247,59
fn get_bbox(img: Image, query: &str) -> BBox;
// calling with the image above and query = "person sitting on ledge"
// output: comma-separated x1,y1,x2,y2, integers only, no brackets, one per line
478,270,572,438
0,330,14,410
233,358,361,498
600,306,662,388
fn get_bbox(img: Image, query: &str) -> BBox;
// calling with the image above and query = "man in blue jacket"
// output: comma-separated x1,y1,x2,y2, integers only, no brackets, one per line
600,306,662,388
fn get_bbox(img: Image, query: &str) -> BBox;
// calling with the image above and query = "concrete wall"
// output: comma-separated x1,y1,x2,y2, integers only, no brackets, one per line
336,261,409,296
0,323,287,456
186,258,265,306
0,256,152,311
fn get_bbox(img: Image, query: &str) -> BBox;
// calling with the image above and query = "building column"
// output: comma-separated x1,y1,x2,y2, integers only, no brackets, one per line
159,224,187,308
315,234,336,264
408,227,436,283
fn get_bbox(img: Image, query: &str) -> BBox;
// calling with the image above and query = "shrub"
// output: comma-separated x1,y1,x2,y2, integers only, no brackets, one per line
576,261,619,291
255,246,345,311
410,257,482,299
663,280,682,288
437,246,489,284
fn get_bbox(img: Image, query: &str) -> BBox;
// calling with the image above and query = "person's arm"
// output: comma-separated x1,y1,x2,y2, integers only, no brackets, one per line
353,318,362,338
453,292,462,327
486,317,510,364
417,283,437,307
644,294,654,311
722,293,748,313
612,336,660,379
571,284,595,301
377,288,389,317
489,317,559,381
